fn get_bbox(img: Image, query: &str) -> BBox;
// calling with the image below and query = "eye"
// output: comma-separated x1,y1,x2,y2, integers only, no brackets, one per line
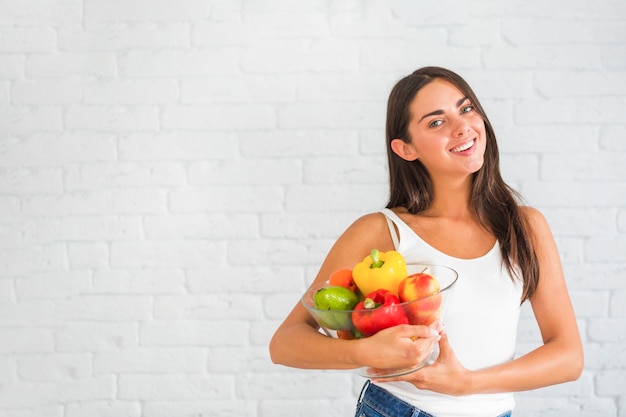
428,119,443,128
461,104,474,113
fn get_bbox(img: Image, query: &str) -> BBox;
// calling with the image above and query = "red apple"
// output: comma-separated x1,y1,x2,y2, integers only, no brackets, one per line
328,269,357,293
398,272,442,325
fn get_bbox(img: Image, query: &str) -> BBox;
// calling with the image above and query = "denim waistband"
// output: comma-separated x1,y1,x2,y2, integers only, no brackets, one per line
356,381,512,417
357,381,434,417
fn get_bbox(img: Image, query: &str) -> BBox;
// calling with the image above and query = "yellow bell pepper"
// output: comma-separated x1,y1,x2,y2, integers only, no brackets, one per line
352,249,408,296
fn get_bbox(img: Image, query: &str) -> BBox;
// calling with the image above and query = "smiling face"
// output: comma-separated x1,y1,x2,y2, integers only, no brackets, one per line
392,78,487,179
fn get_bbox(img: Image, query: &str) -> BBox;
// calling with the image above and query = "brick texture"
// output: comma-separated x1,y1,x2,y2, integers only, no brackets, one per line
0,1,624,416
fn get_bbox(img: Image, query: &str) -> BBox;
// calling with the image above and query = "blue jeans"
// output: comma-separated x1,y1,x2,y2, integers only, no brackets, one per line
355,381,512,417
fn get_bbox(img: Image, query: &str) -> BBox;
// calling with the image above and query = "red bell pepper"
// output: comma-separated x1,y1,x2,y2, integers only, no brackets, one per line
351,289,409,337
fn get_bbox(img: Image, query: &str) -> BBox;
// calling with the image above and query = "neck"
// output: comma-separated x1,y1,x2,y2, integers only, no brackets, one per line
425,175,475,219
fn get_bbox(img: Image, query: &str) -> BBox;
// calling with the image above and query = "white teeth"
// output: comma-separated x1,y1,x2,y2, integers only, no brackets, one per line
451,140,474,153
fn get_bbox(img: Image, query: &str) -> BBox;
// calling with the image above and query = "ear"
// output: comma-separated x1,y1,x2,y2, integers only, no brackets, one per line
390,139,420,161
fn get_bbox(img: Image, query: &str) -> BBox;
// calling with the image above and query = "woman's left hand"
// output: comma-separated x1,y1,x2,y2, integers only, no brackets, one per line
375,333,471,396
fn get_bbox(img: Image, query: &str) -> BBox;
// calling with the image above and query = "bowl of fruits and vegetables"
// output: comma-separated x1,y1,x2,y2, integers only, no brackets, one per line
301,249,458,378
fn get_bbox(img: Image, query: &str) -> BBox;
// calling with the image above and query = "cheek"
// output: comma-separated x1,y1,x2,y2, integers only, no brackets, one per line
475,118,487,136
478,134,488,152
413,132,445,151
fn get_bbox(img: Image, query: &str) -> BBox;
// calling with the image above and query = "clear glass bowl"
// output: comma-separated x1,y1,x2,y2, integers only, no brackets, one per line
301,264,458,378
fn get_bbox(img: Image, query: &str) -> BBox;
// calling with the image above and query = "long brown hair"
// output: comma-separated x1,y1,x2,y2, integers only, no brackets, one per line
385,67,539,301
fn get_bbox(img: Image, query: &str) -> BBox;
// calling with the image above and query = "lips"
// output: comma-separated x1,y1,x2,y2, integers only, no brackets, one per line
450,139,475,153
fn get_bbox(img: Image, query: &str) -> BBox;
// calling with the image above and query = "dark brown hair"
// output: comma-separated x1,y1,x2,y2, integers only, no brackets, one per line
385,66,539,301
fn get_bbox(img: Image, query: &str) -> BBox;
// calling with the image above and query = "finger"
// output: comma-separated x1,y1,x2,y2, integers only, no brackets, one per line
432,319,446,335
396,324,440,340
437,333,452,359
372,367,425,384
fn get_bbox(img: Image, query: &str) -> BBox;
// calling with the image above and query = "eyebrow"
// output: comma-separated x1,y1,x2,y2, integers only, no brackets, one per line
418,96,469,123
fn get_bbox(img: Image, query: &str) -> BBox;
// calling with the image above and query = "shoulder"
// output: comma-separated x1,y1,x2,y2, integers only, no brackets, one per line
336,211,396,253
318,211,396,272
519,206,550,233
344,212,390,240
519,205,543,223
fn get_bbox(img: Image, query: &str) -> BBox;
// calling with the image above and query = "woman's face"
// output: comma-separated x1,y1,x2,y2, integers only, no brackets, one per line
401,78,487,179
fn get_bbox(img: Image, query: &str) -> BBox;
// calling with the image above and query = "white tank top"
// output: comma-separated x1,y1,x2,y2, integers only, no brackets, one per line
376,208,523,417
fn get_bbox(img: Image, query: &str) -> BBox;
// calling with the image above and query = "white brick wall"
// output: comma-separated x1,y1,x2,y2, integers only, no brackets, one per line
0,1,624,416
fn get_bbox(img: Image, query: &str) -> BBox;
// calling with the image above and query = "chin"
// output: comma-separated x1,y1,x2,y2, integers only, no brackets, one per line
465,157,485,174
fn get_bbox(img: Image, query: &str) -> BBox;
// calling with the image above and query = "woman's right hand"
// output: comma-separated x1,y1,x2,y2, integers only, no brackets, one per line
356,321,443,371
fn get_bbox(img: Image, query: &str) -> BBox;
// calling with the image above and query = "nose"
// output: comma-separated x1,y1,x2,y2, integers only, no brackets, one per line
451,117,470,137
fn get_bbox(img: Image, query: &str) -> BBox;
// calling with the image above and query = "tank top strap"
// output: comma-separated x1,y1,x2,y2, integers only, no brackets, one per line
380,208,409,250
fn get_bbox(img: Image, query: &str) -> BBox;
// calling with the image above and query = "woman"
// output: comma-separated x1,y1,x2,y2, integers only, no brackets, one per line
269,67,583,417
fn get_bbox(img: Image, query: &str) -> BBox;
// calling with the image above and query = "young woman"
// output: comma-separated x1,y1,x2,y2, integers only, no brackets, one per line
269,67,583,417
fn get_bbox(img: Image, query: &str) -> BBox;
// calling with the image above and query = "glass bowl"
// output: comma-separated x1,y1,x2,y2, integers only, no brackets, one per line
301,264,458,378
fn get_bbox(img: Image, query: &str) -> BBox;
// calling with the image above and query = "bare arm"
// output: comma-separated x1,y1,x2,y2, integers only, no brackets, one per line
269,213,440,371
471,207,584,391
388,207,584,394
